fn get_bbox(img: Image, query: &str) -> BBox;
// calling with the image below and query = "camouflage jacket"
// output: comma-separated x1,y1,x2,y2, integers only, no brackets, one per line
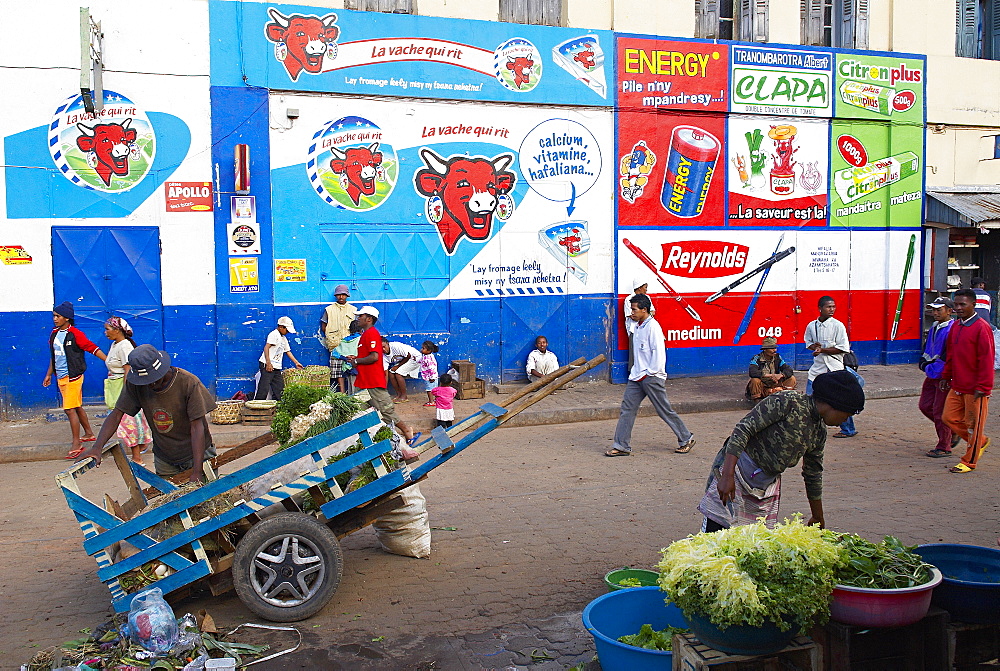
723,391,826,500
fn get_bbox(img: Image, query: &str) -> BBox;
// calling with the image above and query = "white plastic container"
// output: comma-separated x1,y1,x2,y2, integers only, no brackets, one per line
205,659,237,671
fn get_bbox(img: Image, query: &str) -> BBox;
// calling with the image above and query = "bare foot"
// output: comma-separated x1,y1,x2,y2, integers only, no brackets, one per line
399,447,420,460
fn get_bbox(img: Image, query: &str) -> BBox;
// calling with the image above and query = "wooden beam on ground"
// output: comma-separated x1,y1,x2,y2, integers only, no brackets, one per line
499,354,606,425
497,357,586,408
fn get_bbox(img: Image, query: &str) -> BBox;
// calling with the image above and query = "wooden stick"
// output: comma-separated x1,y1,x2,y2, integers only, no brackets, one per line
498,357,586,408
499,354,606,425
111,442,145,512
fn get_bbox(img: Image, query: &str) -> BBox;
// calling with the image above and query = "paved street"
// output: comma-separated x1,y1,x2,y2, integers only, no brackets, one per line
1,395,997,669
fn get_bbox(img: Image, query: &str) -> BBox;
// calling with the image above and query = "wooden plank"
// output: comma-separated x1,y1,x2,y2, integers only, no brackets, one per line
327,494,405,538
215,431,276,467
497,356,586,407
207,567,234,596
307,484,329,508
500,354,606,425
110,443,146,511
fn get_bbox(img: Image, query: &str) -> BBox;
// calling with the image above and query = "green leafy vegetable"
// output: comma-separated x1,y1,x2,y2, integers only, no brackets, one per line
657,515,843,633
828,533,933,589
617,577,643,587
617,624,688,651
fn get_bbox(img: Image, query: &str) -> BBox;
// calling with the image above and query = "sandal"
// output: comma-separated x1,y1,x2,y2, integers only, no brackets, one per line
66,448,85,459
833,432,855,438
408,432,423,447
422,402,435,407
926,448,952,458
949,463,974,473
604,448,631,457
675,438,696,454
80,435,96,442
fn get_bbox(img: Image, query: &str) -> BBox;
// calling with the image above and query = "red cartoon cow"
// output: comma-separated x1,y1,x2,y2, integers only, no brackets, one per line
330,142,382,205
573,46,596,70
264,8,339,82
506,56,534,89
414,148,516,254
75,119,137,186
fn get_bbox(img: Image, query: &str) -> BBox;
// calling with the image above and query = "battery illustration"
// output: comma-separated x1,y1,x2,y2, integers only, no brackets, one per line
839,80,894,116
539,221,590,283
660,126,721,218
833,151,920,204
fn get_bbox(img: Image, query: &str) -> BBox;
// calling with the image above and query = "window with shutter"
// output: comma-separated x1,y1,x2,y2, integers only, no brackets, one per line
738,0,768,41
957,0,980,57
800,0,830,46
695,0,733,39
989,0,1000,58
854,0,869,49
499,0,562,26
345,0,413,12
839,0,854,47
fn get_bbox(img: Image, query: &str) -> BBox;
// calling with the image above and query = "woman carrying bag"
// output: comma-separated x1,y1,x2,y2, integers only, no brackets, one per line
103,317,151,465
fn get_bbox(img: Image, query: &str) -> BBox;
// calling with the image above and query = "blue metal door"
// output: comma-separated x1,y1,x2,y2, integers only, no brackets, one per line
52,226,163,401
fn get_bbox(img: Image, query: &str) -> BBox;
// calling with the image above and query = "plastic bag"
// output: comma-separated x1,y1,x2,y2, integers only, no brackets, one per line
373,484,431,558
126,587,178,654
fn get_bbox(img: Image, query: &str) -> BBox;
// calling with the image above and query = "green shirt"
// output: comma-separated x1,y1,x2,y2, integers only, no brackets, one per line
723,391,827,500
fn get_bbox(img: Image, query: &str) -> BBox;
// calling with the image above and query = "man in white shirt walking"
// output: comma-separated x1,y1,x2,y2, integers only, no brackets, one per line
606,294,695,457
255,316,303,400
804,296,858,437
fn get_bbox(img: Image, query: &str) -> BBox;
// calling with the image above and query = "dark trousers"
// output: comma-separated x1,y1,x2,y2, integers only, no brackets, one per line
436,419,452,428
255,362,284,400
918,377,953,451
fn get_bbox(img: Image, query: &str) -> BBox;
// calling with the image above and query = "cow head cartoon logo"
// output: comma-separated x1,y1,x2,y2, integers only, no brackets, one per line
573,45,596,70
414,148,517,254
48,89,156,193
494,38,541,93
75,119,137,186
506,56,535,89
329,142,383,205
264,7,339,82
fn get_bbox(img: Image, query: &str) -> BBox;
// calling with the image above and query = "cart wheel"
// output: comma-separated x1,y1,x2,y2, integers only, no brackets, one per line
233,512,343,622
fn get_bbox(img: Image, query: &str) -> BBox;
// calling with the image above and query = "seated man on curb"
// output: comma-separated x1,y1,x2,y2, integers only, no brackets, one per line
746,336,797,401
76,345,216,483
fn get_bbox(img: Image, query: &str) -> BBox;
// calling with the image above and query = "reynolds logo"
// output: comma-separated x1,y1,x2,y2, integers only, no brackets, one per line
660,240,748,277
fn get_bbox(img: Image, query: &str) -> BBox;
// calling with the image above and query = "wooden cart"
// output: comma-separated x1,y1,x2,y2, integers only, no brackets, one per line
56,355,603,622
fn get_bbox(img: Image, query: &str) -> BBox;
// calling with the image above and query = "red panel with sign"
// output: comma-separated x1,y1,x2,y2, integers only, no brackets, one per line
165,182,213,212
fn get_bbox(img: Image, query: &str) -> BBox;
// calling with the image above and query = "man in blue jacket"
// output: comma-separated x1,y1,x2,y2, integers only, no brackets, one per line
922,297,957,458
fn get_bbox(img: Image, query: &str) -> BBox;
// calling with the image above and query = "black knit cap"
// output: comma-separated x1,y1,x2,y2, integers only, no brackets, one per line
812,369,865,414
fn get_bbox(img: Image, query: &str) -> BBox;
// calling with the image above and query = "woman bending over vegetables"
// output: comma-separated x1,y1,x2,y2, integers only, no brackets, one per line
698,369,865,531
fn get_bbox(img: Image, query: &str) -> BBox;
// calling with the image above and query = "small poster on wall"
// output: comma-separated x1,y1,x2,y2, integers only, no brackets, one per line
231,195,255,222
229,257,259,293
165,182,213,212
227,222,261,255
275,259,306,282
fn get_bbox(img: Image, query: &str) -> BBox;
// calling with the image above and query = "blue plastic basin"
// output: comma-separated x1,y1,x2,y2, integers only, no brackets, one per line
685,609,798,656
582,586,688,670
914,543,1000,623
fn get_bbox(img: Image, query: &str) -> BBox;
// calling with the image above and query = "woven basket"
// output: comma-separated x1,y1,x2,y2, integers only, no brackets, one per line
282,365,330,389
210,400,244,425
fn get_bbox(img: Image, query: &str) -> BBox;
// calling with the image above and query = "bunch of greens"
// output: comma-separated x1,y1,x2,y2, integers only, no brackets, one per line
617,577,643,588
301,425,398,512
271,383,329,444
657,516,844,633
617,624,689,651
828,533,934,589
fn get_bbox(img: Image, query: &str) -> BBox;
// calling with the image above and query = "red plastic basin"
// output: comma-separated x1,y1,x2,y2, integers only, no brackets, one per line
830,567,942,628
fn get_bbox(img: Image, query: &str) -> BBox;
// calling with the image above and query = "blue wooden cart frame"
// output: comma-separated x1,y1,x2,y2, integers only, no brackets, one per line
57,403,508,614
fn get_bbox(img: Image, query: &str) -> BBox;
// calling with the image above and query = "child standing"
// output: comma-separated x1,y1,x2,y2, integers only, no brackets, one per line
331,320,363,393
431,374,458,428
419,341,440,406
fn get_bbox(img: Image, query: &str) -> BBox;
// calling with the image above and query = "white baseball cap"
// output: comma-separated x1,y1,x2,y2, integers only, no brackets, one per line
357,306,379,319
632,276,648,291
277,316,296,333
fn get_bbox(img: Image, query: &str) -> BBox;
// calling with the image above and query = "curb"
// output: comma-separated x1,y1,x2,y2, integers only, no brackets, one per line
1,387,923,464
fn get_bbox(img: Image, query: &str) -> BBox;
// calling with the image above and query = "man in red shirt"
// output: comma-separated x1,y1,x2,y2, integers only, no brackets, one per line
348,306,420,460
941,289,995,473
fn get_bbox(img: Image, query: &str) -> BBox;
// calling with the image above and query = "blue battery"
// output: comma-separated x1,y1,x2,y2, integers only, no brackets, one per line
660,126,720,218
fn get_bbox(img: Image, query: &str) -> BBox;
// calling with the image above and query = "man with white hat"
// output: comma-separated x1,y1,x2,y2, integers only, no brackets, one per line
348,306,420,460
623,276,655,335
255,316,303,401
77,345,217,482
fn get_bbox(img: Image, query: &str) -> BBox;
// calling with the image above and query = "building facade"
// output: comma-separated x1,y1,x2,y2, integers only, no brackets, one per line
2,0,982,413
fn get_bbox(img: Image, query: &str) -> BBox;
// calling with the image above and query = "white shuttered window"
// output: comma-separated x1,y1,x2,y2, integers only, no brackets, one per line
346,0,413,12
800,0,867,48
696,0,766,41
500,0,562,26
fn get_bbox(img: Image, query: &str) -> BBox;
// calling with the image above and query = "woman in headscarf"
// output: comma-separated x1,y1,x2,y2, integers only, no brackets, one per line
103,316,151,465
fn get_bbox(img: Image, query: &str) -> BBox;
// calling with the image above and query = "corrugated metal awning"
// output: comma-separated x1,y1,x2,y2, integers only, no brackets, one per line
927,187,1000,228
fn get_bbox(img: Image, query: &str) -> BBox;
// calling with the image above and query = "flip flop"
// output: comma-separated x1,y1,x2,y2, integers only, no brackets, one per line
66,448,84,459
949,463,974,473
926,449,952,458
604,448,630,457
408,432,423,447
675,438,696,454
80,436,96,442
422,402,435,407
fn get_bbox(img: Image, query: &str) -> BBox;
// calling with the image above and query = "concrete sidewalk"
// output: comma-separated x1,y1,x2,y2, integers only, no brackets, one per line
0,364,932,463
